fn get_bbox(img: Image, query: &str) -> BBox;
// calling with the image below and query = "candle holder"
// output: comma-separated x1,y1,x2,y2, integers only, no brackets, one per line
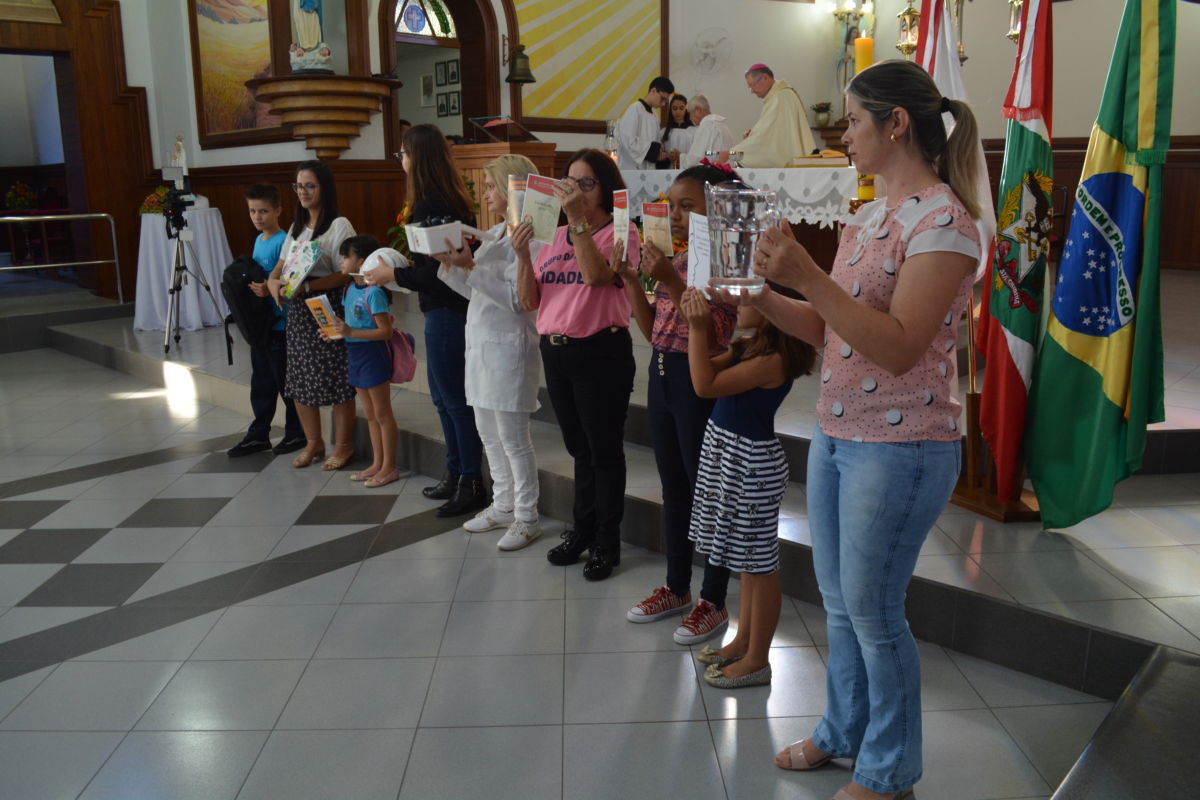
1007,0,1024,42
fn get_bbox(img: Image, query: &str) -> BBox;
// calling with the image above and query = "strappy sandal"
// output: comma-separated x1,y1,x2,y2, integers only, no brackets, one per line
292,446,325,468
775,738,834,771
322,448,354,471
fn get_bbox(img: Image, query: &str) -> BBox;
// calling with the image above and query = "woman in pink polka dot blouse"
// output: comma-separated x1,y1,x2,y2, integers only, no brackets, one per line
726,60,985,800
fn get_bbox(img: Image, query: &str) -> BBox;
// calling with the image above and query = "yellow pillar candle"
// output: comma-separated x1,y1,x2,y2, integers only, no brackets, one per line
857,173,875,201
855,37,874,74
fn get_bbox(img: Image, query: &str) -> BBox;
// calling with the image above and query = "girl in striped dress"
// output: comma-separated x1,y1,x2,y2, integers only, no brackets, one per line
679,284,815,688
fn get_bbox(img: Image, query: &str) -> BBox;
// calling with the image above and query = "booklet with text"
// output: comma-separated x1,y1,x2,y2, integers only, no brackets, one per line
613,189,633,259
304,294,343,340
280,240,322,299
521,174,561,245
641,202,673,257
507,175,527,235
686,212,711,290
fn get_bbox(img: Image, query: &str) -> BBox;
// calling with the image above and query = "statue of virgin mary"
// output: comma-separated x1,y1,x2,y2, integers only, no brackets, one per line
290,0,333,73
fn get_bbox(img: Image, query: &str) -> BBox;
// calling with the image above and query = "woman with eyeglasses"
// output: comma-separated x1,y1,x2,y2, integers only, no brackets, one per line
364,124,487,518
266,159,357,469
513,149,641,581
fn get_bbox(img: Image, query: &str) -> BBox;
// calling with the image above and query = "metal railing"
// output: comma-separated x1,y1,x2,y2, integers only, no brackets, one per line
0,212,124,303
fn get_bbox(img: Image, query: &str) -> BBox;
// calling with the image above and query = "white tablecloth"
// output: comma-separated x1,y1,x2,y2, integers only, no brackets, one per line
621,166,859,229
133,207,233,331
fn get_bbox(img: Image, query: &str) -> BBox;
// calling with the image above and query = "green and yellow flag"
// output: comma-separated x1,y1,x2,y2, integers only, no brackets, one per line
1024,0,1174,530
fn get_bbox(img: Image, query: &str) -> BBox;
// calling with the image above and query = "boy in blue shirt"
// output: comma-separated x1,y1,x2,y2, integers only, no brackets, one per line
228,184,306,456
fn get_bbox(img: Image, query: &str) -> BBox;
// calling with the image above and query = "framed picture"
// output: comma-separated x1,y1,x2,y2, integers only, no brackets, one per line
436,93,449,117
446,58,460,84
435,61,447,86
447,91,461,116
187,0,290,149
420,74,434,107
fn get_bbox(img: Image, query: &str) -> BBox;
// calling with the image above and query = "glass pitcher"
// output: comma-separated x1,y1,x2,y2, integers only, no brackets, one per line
705,181,781,296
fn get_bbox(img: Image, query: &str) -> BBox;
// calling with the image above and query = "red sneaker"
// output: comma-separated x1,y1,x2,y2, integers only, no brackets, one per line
673,598,729,644
626,586,692,623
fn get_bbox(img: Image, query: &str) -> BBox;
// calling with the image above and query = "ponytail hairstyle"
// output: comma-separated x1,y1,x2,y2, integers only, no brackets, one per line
290,159,340,238
401,123,476,224
482,154,539,207
845,59,982,219
674,162,743,190
732,281,816,380
662,93,694,143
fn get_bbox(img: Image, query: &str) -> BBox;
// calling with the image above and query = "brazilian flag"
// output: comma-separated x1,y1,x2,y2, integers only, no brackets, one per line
1025,0,1174,530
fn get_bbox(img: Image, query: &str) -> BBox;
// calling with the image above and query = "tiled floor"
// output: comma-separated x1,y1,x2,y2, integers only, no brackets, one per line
0,348,1148,799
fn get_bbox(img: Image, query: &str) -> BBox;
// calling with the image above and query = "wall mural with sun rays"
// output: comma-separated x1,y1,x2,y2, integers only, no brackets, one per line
514,0,664,125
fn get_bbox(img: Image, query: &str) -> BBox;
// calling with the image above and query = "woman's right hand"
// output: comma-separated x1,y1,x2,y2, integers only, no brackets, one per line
364,265,396,286
512,221,534,261
266,277,285,308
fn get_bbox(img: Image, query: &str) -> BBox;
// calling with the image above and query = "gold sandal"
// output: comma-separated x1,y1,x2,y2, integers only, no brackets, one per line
292,447,325,469
322,449,354,471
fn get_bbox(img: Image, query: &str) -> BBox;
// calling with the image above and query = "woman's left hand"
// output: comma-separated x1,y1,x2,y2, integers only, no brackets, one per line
435,236,476,271
640,242,675,285
755,222,819,292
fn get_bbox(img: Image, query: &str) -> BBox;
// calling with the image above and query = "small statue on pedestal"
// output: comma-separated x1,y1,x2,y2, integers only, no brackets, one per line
290,0,333,74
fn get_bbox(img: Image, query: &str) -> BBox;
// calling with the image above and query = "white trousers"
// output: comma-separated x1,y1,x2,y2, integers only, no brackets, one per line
474,407,539,522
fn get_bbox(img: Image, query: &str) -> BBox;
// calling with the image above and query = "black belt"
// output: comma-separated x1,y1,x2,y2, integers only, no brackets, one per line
542,326,623,346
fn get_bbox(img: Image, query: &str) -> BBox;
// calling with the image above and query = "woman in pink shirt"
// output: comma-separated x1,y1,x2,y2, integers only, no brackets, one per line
514,149,641,581
732,60,985,800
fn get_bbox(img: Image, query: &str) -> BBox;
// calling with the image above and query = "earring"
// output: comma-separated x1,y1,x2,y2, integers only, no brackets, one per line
889,133,897,143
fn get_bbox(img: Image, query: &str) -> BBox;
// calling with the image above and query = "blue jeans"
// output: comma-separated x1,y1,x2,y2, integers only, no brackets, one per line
807,424,961,794
424,308,482,477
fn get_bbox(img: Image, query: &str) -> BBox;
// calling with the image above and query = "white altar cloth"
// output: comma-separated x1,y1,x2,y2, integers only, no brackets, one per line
620,166,858,229
133,206,233,331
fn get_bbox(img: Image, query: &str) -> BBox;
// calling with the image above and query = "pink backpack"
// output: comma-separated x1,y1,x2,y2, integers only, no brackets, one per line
387,328,417,384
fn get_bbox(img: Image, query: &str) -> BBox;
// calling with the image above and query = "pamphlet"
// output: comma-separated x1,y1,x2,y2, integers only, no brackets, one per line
280,240,321,299
686,212,711,289
304,294,343,339
613,190,632,258
641,202,673,256
506,175,527,235
522,174,561,244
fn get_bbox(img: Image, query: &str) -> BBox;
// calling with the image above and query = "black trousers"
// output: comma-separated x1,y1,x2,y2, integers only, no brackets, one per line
540,328,635,552
248,328,303,442
648,350,731,608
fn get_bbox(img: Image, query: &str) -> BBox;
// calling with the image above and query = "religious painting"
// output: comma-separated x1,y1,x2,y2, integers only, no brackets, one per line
446,58,459,84
436,93,448,117
435,60,447,86
447,90,460,115
420,74,435,107
512,0,666,133
188,0,290,148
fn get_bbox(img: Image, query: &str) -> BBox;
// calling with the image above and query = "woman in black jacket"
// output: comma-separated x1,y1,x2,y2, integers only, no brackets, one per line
368,124,485,516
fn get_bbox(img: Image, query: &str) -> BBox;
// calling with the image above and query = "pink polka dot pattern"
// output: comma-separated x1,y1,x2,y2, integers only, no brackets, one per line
816,184,980,442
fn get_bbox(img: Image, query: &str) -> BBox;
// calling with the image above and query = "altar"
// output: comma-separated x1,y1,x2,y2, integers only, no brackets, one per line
619,166,859,229
133,204,233,332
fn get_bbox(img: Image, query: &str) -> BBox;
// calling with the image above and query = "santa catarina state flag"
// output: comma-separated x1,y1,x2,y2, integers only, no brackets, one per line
977,0,1053,502
1025,0,1174,530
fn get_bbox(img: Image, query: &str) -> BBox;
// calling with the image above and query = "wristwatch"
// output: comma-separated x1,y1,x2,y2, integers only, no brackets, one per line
568,220,589,236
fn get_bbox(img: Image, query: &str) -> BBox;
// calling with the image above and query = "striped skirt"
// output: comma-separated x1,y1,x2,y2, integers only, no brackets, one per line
688,419,788,574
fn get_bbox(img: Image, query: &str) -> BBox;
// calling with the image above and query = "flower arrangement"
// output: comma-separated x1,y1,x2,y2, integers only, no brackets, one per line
5,182,36,210
811,101,832,113
139,185,169,215
385,204,412,257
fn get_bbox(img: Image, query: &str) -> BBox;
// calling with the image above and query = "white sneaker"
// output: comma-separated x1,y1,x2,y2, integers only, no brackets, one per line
497,519,542,551
463,505,514,533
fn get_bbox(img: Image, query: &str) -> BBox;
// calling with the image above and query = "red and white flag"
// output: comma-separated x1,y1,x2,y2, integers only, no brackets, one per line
916,0,996,281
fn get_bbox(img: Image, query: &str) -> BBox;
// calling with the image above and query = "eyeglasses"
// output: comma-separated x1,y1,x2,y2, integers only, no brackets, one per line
292,182,319,193
567,176,598,192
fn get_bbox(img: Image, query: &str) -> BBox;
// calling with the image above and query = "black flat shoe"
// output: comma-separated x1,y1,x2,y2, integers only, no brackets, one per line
228,439,271,457
547,529,593,566
422,472,459,500
582,546,620,581
436,476,489,518
272,436,307,455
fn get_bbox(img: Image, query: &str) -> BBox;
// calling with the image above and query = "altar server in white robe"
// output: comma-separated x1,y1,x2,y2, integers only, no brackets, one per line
728,64,817,168
615,76,675,170
682,94,737,168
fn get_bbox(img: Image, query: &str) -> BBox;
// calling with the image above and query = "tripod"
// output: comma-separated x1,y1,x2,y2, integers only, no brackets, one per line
163,227,225,355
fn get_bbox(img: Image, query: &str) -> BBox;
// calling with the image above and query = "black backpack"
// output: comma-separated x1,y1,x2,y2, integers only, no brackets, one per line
221,255,274,347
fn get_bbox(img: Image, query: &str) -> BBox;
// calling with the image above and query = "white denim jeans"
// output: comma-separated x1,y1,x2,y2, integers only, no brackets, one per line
474,407,539,522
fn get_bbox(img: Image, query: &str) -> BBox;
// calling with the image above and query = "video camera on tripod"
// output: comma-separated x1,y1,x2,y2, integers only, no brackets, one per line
162,182,195,239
